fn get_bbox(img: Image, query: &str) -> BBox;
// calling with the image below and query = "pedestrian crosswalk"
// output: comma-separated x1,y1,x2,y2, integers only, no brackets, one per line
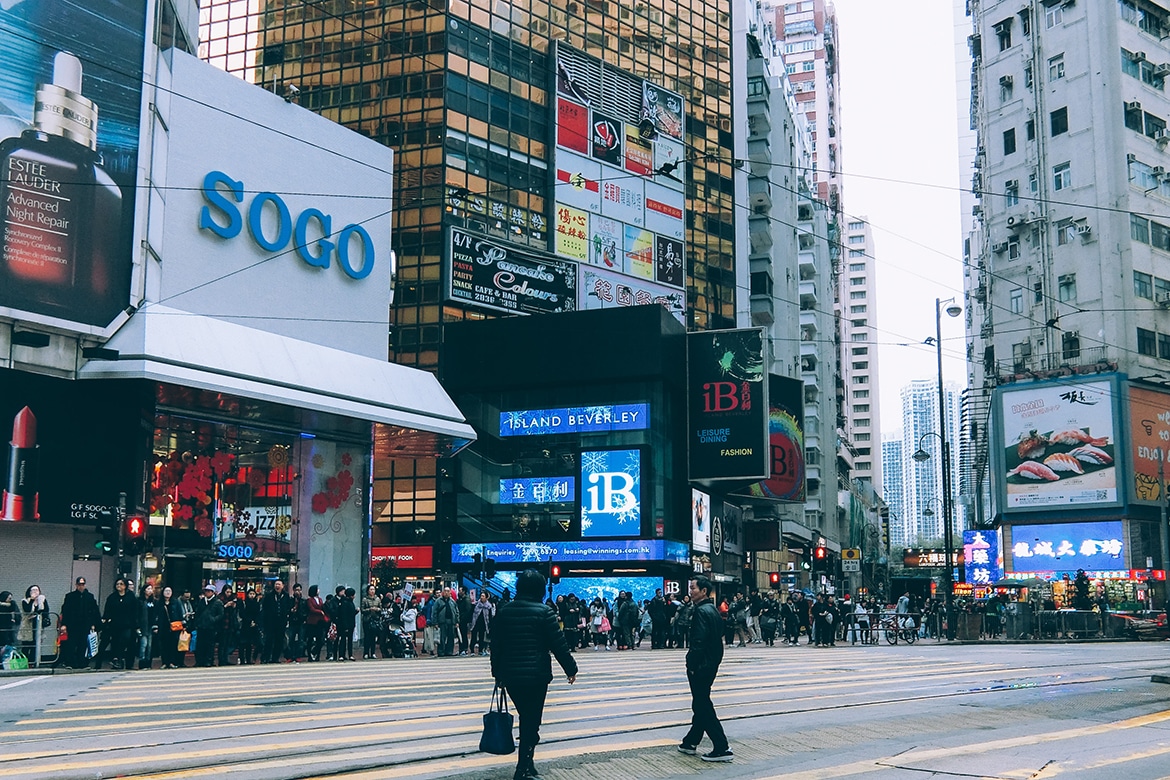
0,644,1165,779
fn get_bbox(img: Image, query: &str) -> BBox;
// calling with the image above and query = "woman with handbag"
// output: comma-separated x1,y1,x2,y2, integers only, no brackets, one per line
490,569,578,780
588,598,607,650
361,585,382,659
305,585,328,662
159,586,184,668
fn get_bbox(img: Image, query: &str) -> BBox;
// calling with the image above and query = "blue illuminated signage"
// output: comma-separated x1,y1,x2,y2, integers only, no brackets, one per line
499,404,649,436
1009,521,1124,573
216,543,255,560
963,530,1002,586
199,170,375,280
580,449,641,537
499,477,575,505
452,540,676,564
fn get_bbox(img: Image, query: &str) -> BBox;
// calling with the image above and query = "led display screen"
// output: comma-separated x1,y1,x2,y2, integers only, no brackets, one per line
1008,521,1124,573
579,449,641,537
498,477,575,505
963,530,1002,586
499,404,649,437
452,539,676,564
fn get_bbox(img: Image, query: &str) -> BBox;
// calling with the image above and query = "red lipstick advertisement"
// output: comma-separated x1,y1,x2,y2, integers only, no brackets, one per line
2,406,39,521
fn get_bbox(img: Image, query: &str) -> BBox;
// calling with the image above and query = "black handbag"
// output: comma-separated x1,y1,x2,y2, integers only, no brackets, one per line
479,682,516,755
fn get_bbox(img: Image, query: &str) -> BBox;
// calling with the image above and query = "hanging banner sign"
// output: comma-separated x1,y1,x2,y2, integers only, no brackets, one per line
687,329,769,481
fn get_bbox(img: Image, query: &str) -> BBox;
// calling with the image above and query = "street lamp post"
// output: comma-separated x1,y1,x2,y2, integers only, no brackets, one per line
913,296,961,640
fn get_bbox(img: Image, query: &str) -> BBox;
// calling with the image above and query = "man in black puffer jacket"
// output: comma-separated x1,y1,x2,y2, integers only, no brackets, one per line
491,569,578,780
679,575,732,762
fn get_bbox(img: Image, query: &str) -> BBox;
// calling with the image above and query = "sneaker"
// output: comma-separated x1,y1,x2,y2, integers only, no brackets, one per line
678,744,698,755
701,749,734,762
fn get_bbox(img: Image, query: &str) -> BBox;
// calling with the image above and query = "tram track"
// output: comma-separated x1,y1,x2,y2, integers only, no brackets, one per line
0,654,1163,780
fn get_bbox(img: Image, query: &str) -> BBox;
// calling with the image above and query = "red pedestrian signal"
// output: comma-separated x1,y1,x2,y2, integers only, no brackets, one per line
769,572,781,588
126,516,145,539
550,564,561,584
125,515,147,555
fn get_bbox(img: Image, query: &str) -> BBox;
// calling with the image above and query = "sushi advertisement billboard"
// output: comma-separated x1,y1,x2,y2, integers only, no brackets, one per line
993,376,1122,513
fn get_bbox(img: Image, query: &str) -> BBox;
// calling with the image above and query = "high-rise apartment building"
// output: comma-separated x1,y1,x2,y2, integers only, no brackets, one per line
961,0,1170,520
884,379,962,548
841,217,882,489
740,0,843,542
200,0,742,547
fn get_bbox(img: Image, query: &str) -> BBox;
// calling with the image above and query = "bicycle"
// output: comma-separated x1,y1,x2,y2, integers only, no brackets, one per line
878,613,918,645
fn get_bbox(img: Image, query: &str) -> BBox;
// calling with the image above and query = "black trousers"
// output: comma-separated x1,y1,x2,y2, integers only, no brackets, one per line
682,668,728,752
505,682,549,755
263,625,285,662
651,620,667,648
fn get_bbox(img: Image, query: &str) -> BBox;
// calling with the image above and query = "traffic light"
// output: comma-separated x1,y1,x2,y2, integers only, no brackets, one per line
550,563,561,584
95,509,117,556
124,514,146,555
801,549,812,570
769,572,781,588
484,557,497,580
813,545,828,571
472,552,483,578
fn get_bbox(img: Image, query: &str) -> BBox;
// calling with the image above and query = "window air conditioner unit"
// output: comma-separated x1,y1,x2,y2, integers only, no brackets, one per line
992,241,1009,253
1133,51,1148,63
1126,101,1143,113
1128,153,1138,164
1156,64,1170,78
999,75,1013,87
1157,129,1170,143
1006,214,1026,228
1154,166,1167,178
1157,292,1170,309
1075,223,1092,235
1005,179,1018,189
1019,342,1032,357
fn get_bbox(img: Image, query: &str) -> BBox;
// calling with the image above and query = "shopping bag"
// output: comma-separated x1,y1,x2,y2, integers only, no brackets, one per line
3,651,29,670
599,617,611,633
327,623,338,641
177,630,191,653
86,630,99,659
478,683,515,755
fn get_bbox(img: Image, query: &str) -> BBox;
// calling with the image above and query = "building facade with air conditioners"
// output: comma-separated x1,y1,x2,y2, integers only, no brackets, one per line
738,0,845,586
961,0,1170,596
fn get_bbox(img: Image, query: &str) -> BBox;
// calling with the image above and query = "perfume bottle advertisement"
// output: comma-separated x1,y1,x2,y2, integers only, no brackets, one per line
0,0,145,327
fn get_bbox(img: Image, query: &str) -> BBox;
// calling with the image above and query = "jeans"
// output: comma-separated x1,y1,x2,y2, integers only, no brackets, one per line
682,668,728,752
138,630,155,668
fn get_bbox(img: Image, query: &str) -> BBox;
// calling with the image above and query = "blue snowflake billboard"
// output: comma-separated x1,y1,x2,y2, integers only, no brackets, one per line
579,449,641,537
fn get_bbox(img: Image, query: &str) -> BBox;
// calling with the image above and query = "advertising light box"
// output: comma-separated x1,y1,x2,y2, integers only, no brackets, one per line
580,449,641,537
994,376,1122,513
687,329,769,481
448,227,577,317
1008,521,1125,573
1128,384,1170,505
741,374,806,502
451,539,680,564
963,530,1002,586
0,1,147,331
579,265,685,324
692,488,711,553
499,404,649,437
499,477,575,505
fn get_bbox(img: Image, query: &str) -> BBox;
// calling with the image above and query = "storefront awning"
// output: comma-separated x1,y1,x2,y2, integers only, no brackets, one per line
78,306,476,448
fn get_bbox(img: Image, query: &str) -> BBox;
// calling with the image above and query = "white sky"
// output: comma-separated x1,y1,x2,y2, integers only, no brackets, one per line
832,0,970,437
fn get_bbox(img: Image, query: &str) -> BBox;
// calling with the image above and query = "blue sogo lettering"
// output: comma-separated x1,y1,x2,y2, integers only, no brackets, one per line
198,170,375,281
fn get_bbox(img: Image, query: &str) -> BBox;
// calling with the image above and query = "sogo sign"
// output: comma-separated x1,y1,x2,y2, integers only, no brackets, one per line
199,170,376,280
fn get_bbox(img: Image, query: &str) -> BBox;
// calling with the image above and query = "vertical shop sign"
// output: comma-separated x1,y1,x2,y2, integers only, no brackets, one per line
741,375,806,502
687,329,769,481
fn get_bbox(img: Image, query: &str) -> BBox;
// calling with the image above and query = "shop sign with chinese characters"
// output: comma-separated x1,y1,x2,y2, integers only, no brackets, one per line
963,530,1003,586
1007,521,1125,573
902,549,961,568
499,477,575,505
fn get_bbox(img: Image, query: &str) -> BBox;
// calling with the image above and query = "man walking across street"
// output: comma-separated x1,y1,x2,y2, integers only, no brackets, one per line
678,575,733,762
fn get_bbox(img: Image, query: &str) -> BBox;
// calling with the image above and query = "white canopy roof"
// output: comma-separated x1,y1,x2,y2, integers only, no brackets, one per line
78,305,476,445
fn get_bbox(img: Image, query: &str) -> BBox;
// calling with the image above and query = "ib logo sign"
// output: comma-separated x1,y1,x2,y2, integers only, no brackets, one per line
579,449,641,539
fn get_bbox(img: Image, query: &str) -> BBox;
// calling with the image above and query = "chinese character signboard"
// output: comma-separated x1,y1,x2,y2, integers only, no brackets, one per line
687,329,769,481
994,376,1121,513
739,374,806,502
579,449,641,538
963,530,1002,586
1128,384,1170,505
499,477,575,505
579,265,685,324
447,227,576,316
1006,521,1125,573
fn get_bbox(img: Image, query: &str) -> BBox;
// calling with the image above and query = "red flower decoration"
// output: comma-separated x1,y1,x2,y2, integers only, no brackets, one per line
312,493,330,514
341,453,352,467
